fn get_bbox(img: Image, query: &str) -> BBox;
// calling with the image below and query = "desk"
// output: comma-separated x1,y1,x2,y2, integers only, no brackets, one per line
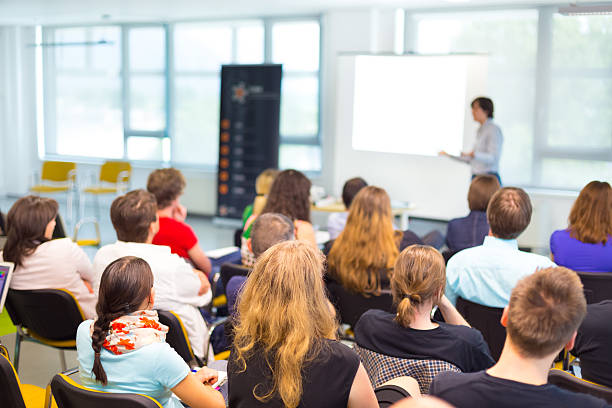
312,200,415,231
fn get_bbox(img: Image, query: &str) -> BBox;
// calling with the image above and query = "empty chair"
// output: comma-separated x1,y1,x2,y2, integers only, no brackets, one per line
456,297,506,361
327,280,394,329
81,161,131,219
30,161,77,224
548,369,612,404
577,272,612,304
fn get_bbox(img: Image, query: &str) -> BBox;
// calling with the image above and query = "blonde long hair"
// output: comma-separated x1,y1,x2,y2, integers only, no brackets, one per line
233,241,337,408
327,186,401,295
252,169,279,215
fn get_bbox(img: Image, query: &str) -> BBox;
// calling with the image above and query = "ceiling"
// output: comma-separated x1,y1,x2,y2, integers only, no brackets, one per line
0,0,608,25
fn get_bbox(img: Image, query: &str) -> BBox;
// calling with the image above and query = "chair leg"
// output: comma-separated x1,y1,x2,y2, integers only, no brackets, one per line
94,195,101,222
14,331,22,373
59,349,67,372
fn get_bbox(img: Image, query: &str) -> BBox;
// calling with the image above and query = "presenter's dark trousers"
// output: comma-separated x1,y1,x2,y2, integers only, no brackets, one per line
472,172,501,186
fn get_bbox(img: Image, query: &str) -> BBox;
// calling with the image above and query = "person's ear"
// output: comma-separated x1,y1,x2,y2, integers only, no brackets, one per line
149,287,155,310
500,307,509,327
150,215,160,235
565,331,578,351
44,217,56,239
247,238,252,253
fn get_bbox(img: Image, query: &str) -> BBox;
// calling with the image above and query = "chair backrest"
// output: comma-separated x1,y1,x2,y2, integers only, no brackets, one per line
0,352,27,408
51,373,163,408
99,161,132,184
354,344,460,394
41,161,76,183
577,272,612,304
220,263,250,295
226,275,247,315
548,369,612,404
456,297,505,361
5,289,85,342
156,310,197,366
327,280,394,328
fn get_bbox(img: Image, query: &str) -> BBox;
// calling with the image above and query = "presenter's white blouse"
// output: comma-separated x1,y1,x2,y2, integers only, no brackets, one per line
466,119,503,175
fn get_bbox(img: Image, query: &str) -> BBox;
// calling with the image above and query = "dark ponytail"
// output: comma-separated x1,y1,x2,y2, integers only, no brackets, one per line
91,256,154,385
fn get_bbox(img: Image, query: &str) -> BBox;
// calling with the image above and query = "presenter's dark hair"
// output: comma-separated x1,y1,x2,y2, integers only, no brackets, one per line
342,177,368,209
472,97,494,118
487,187,532,240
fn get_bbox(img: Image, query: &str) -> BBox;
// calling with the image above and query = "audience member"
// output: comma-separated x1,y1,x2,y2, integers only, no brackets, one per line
240,169,316,266
328,177,368,240
77,256,224,408
1,196,96,319
571,300,612,388
445,187,555,307
241,168,280,239
355,245,494,375
550,181,612,272
228,241,383,408
445,174,500,255
430,267,610,408
93,190,211,359
147,168,212,276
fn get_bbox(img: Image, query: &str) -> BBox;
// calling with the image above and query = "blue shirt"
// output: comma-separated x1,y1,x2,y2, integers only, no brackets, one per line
445,236,556,308
550,229,612,272
76,320,190,408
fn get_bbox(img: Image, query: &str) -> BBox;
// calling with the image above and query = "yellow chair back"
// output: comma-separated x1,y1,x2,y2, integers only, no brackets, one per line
99,161,131,184
41,161,76,183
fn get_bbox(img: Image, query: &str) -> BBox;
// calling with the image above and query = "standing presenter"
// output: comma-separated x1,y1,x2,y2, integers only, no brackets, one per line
440,97,503,184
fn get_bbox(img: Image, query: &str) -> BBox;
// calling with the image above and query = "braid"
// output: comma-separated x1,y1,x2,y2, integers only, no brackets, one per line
91,311,124,385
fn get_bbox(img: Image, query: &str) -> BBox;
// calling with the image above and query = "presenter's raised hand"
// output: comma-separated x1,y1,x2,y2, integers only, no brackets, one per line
438,150,449,157
461,151,475,159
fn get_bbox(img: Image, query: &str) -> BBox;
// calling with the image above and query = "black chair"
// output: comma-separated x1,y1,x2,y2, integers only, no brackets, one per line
577,272,612,304
548,369,612,404
456,297,505,361
50,372,163,408
326,280,394,329
220,263,250,296
5,288,85,372
233,228,243,248
157,310,202,368
0,350,50,408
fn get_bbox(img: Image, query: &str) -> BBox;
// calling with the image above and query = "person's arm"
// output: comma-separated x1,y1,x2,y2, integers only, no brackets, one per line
195,268,211,296
347,363,380,408
173,262,212,307
69,241,95,293
187,244,212,276
171,369,225,408
473,126,502,165
437,295,469,327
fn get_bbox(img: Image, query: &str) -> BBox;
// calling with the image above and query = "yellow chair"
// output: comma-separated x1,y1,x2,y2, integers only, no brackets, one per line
30,161,77,225
81,161,131,220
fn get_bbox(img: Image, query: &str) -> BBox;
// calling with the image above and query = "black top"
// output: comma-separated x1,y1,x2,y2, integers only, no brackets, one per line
445,211,489,253
228,338,360,408
572,300,612,388
430,371,611,408
354,309,494,372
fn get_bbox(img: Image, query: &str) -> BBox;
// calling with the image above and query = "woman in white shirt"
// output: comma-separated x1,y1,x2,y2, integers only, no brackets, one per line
1,195,97,319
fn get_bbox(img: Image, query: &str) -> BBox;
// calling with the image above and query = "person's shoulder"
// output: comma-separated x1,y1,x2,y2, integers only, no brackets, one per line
76,320,94,342
431,370,481,393
438,322,485,343
549,384,611,407
320,339,359,364
447,245,483,266
355,309,394,334
519,250,556,267
42,237,75,251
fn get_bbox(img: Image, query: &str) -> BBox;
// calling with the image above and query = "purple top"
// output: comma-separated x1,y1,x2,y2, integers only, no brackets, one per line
550,229,612,272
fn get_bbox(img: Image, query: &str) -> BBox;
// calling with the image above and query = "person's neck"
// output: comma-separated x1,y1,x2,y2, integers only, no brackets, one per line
478,117,488,125
486,341,554,386
157,207,174,218
408,302,438,330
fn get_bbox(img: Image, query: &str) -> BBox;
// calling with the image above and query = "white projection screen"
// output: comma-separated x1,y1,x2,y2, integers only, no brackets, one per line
351,55,488,157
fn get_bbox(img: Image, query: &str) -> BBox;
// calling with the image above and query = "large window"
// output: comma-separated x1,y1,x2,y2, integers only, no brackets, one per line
41,18,321,171
411,9,612,190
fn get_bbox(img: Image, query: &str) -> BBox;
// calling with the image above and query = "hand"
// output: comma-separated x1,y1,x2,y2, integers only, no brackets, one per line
196,270,211,295
438,150,449,157
194,367,218,385
461,151,475,159
173,204,187,222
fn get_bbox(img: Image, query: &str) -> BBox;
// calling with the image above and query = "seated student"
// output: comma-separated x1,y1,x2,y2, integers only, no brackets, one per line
147,168,212,276
1,196,96,319
229,241,389,408
240,169,316,267
93,190,211,359
430,267,610,408
355,245,494,375
241,168,279,239
328,177,368,240
446,187,555,307
77,256,224,408
550,181,612,272
445,174,500,254
571,300,612,388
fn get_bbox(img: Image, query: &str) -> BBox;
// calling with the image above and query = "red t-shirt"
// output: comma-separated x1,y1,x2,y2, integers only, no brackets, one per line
152,217,198,259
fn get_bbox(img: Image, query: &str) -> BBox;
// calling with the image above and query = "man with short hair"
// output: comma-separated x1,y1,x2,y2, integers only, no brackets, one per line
93,189,211,359
430,267,610,408
249,213,295,258
445,187,555,307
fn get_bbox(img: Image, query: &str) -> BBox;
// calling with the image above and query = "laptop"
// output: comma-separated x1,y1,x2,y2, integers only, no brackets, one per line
0,262,14,314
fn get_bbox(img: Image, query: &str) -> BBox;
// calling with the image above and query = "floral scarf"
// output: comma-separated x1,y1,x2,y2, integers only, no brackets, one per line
100,310,169,355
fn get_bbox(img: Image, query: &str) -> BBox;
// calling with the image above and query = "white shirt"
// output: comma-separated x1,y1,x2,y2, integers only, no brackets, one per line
454,119,503,175
327,212,348,240
1,238,97,319
93,241,211,359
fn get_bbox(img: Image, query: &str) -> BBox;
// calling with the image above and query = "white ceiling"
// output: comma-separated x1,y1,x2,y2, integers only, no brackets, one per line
0,0,607,25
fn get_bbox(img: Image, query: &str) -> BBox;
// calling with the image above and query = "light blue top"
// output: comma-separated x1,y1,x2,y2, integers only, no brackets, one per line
76,320,189,408
455,119,503,175
445,236,556,308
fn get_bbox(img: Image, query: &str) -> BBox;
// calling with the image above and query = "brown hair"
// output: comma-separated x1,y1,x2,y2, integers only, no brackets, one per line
146,168,186,210
506,267,586,358
342,177,368,209
392,245,446,327
486,187,532,239
328,186,401,295
251,213,295,258
252,169,280,216
3,196,58,267
568,181,612,244
91,256,154,385
261,169,311,222
233,241,337,408
110,190,157,243
468,175,501,212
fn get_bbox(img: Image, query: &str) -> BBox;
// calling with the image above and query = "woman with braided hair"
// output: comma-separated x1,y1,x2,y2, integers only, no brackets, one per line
354,245,495,374
76,256,224,408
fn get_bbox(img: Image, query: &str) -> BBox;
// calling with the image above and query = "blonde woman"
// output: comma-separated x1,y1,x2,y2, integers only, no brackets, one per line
228,241,383,408
327,186,422,295
355,245,494,373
